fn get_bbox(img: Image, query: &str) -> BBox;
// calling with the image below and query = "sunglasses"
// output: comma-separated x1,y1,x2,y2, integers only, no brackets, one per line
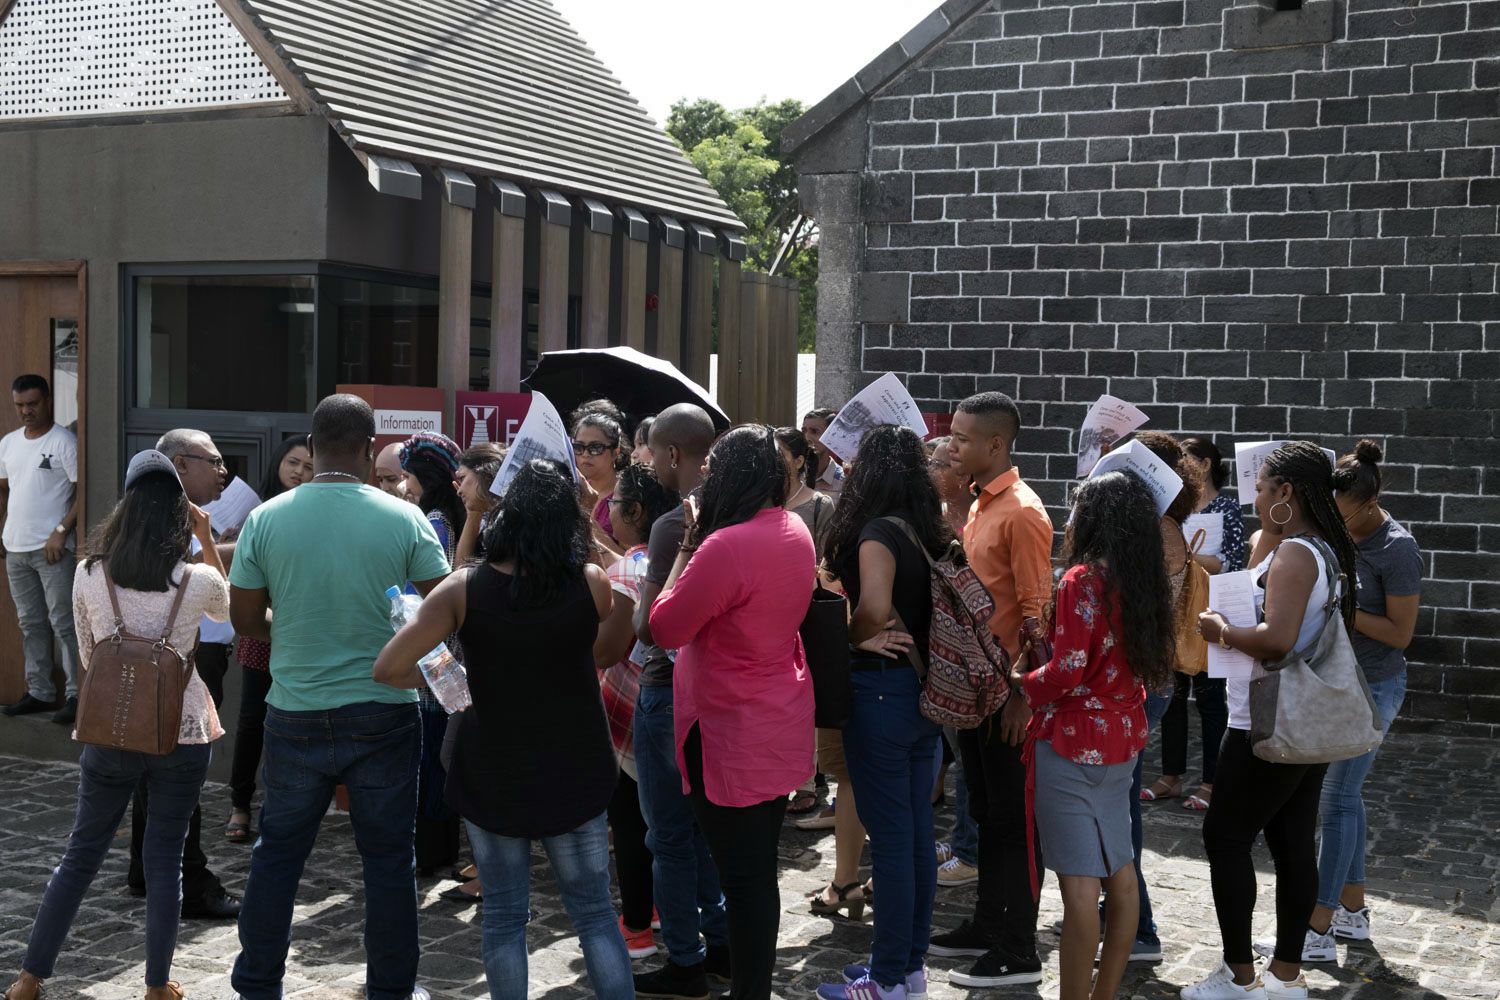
572,441,616,457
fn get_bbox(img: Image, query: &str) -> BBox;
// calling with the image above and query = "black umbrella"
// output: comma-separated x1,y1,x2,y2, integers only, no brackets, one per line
523,346,732,433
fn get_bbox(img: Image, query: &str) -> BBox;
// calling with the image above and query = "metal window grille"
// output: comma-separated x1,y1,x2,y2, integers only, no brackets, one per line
0,0,287,120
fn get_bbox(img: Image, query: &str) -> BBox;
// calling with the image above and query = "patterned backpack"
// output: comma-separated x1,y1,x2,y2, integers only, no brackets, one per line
883,518,1012,729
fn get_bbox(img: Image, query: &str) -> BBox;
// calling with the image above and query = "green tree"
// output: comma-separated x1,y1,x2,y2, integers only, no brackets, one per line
667,98,818,352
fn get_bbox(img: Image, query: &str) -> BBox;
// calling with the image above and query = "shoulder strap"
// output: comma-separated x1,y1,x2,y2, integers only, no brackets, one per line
1187,528,1207,558
879,515,939,571
161,565,194,641
102,563,126,636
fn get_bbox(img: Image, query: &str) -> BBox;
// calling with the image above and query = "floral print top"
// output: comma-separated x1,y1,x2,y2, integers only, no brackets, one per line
1020,564,1147,767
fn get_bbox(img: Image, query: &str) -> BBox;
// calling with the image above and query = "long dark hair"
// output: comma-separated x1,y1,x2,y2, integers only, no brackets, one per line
614,463,678,543
1331,438,1383,505
694,425,786,544
259,434,309,501
824,426,952,569
480,459,591,605
1132,430,1201,525
403,434,466,539
85,472,192,592
1063,471,1176,694
1181,435,1228,493
1264,442,1358,629
774,426,813,491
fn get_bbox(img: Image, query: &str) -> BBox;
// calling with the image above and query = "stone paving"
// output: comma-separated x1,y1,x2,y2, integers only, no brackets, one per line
0,729,1494,999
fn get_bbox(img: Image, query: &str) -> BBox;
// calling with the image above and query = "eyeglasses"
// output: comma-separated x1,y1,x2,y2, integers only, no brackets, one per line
181,454,226,471
572,441,616,457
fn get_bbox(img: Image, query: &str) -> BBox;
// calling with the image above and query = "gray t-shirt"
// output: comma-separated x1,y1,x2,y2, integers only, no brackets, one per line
1352,517,1422,684
637,504,687,688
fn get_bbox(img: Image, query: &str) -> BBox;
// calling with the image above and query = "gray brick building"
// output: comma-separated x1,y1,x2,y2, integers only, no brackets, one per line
785,0,1499,734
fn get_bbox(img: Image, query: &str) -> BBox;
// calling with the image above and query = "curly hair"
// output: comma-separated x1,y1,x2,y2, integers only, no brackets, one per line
614,462,679,542
480,459,592,606
694,425,786,544
1264,441,1358,630
1131,430,1202,525
572,399,629,472
824,425,953,569
1062,471,1177,695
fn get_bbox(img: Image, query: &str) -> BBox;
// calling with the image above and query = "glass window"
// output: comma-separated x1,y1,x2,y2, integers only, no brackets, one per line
51,318,79,431
135,275,314,412
325,276,439,388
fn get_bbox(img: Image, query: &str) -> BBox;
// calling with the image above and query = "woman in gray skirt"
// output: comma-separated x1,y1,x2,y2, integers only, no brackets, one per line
1012,471,1178,1000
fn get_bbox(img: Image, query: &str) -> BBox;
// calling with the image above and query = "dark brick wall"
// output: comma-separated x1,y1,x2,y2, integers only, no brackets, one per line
797,0,1500,735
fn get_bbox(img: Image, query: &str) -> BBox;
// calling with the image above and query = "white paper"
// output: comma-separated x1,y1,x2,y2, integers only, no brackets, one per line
1183,512,1224,559
1233,441,1339,504
819,372,929,461
1207,570,1258,679
1087,440,1184,517
489,391,578,496
1076,395,1149,477
203,477,260,536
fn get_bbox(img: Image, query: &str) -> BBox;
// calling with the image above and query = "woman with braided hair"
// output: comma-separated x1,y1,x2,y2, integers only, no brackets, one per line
1185,442,1358,1000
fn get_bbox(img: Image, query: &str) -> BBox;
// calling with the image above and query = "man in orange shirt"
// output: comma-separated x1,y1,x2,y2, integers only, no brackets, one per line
929,392,1056,989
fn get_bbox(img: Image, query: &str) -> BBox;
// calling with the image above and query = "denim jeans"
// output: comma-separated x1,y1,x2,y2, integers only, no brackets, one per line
466,813,634,999
23,743,210,988
1316,673,1407,908
1127,690,1171,945
843,664,943,987
633,683,727,966
232,702,421,1000
5,548,80,700
944,728,978,867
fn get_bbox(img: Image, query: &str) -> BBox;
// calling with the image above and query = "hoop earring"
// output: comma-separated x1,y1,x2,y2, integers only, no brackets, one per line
1269,501,1293,527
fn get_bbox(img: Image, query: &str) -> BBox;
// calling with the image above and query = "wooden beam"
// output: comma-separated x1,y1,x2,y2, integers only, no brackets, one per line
780,276,801,426
489,179,526,391
536,188,572,357
738,271,764,424
615,208,650,352
715,232,744,422
683,223,716,391
437,169,475,428
652,215,684,366
577,198,612,349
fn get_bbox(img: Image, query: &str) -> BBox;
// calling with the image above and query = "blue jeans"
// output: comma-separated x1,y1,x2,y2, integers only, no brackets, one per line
466,813,633,999
1127,690,1172,945
843,664,943,986
24,743,209,987
232,702,421,1000
1316,673,1406,908
944,728,978,866
633,683,727,966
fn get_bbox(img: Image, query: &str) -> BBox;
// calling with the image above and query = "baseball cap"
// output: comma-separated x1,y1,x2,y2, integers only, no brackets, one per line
124,449,185,493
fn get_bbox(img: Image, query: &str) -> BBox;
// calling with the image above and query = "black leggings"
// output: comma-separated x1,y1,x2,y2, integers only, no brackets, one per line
685,726,787,1000
1161,673,1228,783
1203,729,1328,965
608,771,655,931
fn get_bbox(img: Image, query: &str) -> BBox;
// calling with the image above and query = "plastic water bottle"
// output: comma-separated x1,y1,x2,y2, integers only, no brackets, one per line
385,586,472,713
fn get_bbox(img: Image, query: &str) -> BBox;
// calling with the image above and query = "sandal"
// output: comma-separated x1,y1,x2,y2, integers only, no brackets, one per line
224,812,253,843
439,879,482,904
449,864,477,881
787,789,820,815
1183,785,1213,811
3,971,43,1000
808,881,865,920
1140,777,1182,802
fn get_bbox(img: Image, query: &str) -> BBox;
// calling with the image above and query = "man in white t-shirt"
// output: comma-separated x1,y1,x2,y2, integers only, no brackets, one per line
0,374,80,724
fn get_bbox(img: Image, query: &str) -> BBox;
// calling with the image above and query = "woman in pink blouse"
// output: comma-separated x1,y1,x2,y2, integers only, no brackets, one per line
649,425,816,1000
1012,471,1176,1000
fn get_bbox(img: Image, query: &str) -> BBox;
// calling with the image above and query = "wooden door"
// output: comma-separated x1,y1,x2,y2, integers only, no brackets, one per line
0,267,85,705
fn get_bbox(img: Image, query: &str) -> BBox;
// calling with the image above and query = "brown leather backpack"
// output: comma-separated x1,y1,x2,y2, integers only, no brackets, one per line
74,565,197,755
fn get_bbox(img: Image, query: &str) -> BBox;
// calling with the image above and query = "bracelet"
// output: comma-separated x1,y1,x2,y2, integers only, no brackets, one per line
677,544,697,556
1218,626,1232,650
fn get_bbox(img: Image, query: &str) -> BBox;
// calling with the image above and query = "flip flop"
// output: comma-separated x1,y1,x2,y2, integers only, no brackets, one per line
787,790,820,815
224,819,253,843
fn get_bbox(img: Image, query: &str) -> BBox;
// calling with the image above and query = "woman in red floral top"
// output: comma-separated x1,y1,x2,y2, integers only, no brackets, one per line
1013,471,1178,1000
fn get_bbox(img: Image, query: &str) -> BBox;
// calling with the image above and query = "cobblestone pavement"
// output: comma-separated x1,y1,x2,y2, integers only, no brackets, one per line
0,730,1494,999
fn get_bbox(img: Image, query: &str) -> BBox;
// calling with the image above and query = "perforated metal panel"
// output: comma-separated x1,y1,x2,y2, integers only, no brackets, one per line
0,0,289,120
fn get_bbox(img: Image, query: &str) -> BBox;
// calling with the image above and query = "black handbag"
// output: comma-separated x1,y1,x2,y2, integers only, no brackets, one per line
800,578,852,729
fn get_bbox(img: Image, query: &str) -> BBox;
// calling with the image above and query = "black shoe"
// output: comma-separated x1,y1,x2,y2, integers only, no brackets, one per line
181,889,241,920
703,943,731,983
928,919,996,958
634,959,710,1000
50,697,77,725
3,694,58,717
126,882,146,898
948,946,1043,988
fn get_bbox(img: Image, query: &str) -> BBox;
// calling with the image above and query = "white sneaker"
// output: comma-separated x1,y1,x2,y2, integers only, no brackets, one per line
1181,963,1266,1000
1260,967,1310,999
1252,927,1336,964
1330,904,1371,941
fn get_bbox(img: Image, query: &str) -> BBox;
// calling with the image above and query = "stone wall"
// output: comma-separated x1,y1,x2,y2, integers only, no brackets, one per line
793,0,1500,735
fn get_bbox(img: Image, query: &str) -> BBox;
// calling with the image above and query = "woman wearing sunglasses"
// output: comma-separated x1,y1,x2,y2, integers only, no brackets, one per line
572,400,631,559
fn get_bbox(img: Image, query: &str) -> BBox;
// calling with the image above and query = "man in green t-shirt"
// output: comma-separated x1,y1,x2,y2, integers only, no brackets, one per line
228,394,449,1000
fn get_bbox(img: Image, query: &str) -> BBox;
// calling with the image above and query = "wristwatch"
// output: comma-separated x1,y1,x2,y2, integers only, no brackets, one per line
53,523,67,536
1218,626,1232,650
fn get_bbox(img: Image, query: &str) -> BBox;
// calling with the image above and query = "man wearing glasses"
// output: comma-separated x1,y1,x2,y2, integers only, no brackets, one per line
121,429,242,919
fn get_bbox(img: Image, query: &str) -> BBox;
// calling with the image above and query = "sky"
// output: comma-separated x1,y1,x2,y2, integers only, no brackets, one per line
555,0,935,122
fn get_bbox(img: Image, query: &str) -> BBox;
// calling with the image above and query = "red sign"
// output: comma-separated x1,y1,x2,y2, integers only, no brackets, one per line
922,412,953,439
455,391,533,451
337,384,447,452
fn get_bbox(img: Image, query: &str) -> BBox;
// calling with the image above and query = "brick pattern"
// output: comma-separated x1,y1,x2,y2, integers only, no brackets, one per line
847,0,1499,733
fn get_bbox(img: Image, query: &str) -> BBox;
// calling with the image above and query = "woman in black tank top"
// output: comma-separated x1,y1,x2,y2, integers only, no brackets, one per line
375,459,632,999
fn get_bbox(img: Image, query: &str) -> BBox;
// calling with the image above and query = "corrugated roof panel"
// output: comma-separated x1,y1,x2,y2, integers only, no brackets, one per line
234,0,741,229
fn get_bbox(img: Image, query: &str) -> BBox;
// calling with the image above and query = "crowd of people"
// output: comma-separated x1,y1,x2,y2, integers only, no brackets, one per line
0,371,1422,1000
